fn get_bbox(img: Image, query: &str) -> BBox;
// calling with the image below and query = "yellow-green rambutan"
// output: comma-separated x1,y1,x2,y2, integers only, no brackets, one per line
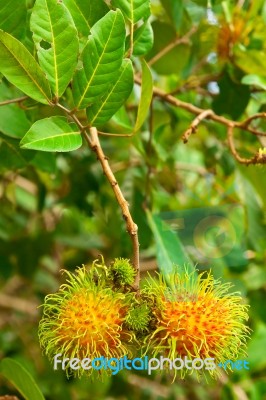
39,261,135,378
143,267,250,379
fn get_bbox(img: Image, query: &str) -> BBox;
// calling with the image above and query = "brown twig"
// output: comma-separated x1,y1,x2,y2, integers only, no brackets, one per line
0,294,38,317
134,77,266,164
148,26,197,67
236,112,266,136
182,109,214,143
84,127,140,290
227,125,266,165
56,104,140,281
134,76,266,136
56,103,86,131
0,96,28,107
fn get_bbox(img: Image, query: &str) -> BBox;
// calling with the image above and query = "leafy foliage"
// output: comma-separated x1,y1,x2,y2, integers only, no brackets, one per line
0,358,45,400
20,117,82,152
0,0,266,399
31,0,79,98
73,10,126,110
87,59,134,126
0,31,51,104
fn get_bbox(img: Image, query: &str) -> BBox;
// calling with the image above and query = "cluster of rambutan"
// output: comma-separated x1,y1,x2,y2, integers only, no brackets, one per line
39,258,250,380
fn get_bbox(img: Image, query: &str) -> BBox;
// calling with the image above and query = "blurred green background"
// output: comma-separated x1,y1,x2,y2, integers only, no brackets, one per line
0,0,266,399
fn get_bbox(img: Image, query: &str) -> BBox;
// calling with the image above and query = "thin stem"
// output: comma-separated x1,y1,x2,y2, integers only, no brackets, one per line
127,21,134,58
238,112,266,130
56,104,140,285
227,125,266,165
84,127,140,290
134,77,266,139
0,96,28,107
148,26,197,67
57,103,85,131
182,109,214,143
144,99,154,209
98,131,133,137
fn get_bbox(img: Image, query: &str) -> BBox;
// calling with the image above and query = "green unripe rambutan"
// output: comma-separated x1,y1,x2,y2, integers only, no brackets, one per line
110,258,136,286
125,303,151,333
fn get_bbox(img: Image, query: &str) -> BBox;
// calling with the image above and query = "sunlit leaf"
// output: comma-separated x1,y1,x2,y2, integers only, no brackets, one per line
242,74,266,91
20,116,82,152
134,59,153,132
31,0,79,98
87,59,134,126
0,31,51,104
111,0,150,23
130,21,154,56
73,10,126,110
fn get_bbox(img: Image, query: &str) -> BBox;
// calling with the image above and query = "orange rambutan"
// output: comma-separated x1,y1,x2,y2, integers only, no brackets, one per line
39,261,135,378
143,267,250,379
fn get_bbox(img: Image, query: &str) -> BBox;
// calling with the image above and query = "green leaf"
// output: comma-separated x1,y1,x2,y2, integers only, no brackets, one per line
0,83,31,139
146,210,194,282
73,10,126,110
0,0,27,39
234,46,266,78
147,21,191,75
247,324,266,372
134,59,153,132
0,358,45,400
63,0,109,38
236,171,266,252
161,0,187,31
111,0,151,24
0,31,51,104
0,137,28,171
242,74,266,91
87,59,134,126
130,21,154,56
112,106,133,131
0,105,31,139
30,0,79,98
20,116,82,152
213,72,250,120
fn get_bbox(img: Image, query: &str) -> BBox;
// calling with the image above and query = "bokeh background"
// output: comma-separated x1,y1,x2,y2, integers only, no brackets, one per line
0,0,266,399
